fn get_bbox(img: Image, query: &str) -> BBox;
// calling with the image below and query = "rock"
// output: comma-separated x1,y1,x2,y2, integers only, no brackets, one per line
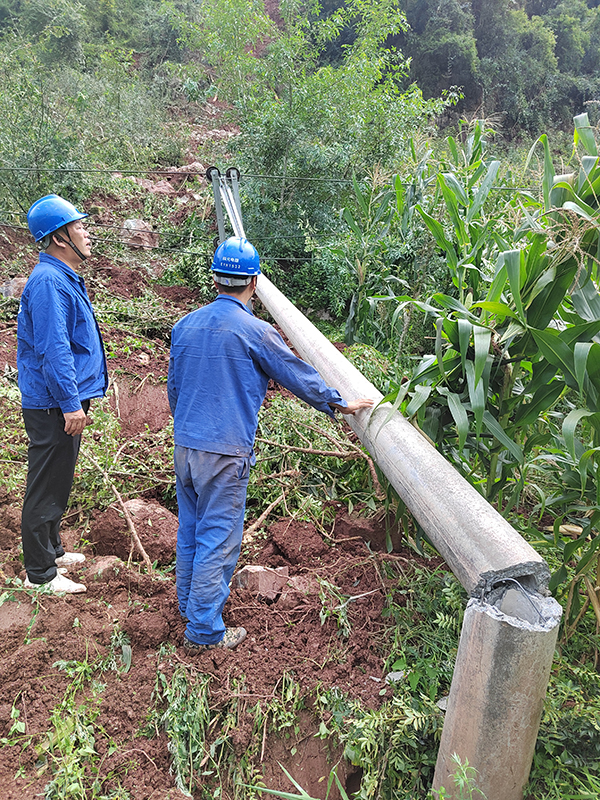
120,219,158,250
130,177,154,190
437,696,449,711
149,180,177,195
233,565,289,600
87,556,124,577
385,670,406,684
277,574,320,610
0,276,27,299
176,161,204,175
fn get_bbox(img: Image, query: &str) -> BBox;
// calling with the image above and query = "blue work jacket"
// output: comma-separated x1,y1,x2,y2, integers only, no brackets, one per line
17,253,108,412
168,294,347,457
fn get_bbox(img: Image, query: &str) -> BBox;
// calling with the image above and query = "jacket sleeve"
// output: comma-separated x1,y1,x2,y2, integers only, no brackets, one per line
253,325,347,417
30,278,81,413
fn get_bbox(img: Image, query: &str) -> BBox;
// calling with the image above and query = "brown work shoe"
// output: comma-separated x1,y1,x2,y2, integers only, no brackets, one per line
183,626,247,655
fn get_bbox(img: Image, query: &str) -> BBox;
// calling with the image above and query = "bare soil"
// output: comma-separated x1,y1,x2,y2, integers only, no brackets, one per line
0,214,437,799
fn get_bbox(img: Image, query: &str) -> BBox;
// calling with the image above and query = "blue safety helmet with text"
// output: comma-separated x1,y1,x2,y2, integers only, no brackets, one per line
27,194,88,242
211,237,260,285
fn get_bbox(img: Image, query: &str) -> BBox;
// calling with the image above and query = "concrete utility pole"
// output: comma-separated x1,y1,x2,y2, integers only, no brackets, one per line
256,273,562,800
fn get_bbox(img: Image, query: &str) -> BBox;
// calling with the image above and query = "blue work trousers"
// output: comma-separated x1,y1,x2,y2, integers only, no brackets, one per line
174,446,250,645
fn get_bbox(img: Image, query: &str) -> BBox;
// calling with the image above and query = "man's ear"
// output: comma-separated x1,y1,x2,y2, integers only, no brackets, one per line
51,230,66,249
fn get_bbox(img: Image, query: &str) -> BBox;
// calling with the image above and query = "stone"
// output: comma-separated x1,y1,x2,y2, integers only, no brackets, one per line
149,180,177,195
233,565,289,600
120,219,158,250
277,574,320,610
0,276,27,299
87,556,124,577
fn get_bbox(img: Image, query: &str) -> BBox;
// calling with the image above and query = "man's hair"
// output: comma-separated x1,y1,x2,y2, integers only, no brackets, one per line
214,272,254,295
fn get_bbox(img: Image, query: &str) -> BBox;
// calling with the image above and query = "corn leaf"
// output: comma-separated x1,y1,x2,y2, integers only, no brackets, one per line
439,173,468,246
458,318,471,374
574,112,597,157
563,199,599,224
471,301,519,320
574,341,593,396
446,391,469,451
504,250,526,324
562,408,600,462
512,381,565,427
473,326,491,387
466,160,500,223
441,172,469,206
483,411,524,464
531,329,577,389
466,360,484,436
416,205,458,270
405,384,432,418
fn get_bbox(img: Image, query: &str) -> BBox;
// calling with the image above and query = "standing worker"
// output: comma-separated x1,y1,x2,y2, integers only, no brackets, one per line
168,236,373,654
18,194,108,594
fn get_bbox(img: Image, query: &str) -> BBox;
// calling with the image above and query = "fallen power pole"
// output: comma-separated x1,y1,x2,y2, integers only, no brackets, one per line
209,168,562,800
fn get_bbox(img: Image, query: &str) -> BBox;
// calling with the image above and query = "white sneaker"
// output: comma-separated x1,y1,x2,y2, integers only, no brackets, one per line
24,572,87,594
56,552,86,567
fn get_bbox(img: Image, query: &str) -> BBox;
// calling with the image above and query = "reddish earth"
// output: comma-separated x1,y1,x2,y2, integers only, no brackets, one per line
0,215,436,799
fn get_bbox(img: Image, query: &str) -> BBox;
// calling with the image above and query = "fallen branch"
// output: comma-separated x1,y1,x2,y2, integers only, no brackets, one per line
81,448,154,573
256,426,385,500
255,436,356,459
243,493,285,543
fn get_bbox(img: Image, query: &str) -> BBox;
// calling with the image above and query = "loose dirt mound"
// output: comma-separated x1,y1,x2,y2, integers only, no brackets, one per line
0,209,439,799
0,488,432,799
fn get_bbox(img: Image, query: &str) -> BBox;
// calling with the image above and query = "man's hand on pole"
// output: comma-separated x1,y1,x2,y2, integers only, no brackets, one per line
332,398,374,416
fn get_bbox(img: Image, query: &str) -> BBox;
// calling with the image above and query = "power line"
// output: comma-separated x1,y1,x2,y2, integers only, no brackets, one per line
0,165,540,191
0,222,315,262
0,165,354,184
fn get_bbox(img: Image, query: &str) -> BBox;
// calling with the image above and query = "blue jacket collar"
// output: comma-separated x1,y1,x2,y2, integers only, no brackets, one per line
215,294,253,315
39,252,82,282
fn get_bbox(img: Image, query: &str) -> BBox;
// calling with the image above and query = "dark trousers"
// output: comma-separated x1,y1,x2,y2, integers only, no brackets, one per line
21,402,89,584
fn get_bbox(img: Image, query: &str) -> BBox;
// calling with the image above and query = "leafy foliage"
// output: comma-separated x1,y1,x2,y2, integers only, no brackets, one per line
373,114,600,641
396,0,600,132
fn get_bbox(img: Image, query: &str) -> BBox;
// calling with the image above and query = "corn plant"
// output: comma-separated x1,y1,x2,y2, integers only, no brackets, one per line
378,115,600,636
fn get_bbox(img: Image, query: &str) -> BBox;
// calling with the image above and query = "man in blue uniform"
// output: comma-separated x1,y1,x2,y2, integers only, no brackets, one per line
168,236,373,653
18,194,108,594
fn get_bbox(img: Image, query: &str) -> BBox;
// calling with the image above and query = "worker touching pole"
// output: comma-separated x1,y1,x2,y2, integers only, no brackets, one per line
167,236,374,653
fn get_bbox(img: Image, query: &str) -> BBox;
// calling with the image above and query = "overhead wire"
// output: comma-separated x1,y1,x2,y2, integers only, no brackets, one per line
0,162,541,265
0,164,540,191
0,222,316,262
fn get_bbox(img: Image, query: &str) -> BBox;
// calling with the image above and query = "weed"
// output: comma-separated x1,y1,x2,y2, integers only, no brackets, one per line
316,578,353,639
429,754,486,799
28,629,135,799
245,762,351,800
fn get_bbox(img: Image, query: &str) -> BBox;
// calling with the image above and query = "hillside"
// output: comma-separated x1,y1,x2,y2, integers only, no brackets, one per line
0,172,455,799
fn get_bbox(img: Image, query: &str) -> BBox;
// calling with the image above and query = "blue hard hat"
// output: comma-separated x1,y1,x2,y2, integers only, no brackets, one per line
27,194,88,242
211,237,260,277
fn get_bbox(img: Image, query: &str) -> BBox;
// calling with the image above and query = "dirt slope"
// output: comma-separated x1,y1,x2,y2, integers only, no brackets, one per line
0,221,436,798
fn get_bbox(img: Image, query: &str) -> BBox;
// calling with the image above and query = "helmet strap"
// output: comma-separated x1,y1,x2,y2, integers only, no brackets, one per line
54,231,87,262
